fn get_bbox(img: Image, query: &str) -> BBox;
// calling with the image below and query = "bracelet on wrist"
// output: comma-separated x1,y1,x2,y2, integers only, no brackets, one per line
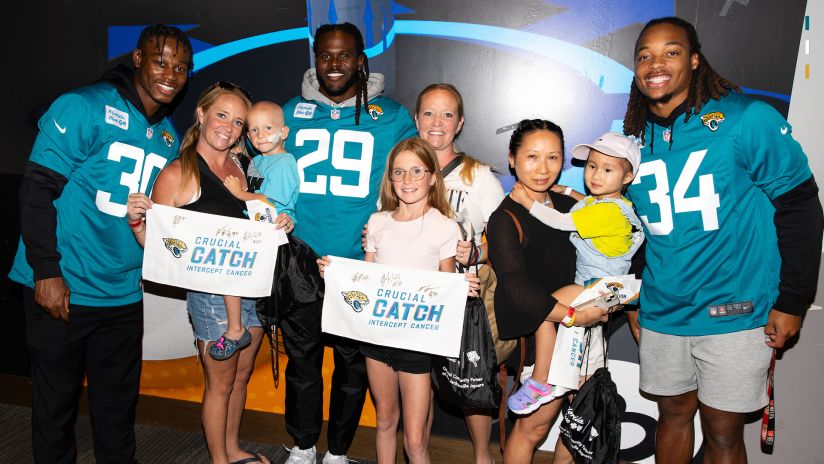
561,305,576,328
563,186,573,196
129,218,143,228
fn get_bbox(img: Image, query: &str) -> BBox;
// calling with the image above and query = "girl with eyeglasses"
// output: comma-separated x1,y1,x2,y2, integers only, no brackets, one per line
318,137,478,463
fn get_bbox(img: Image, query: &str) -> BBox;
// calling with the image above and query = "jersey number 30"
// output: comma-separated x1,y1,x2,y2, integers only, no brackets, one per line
633,149,720,235
295,129,374,198
96,141,169,217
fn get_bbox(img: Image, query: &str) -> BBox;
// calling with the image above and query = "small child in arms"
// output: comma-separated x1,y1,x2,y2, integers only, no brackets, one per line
209,101,297,361
507,132,644,413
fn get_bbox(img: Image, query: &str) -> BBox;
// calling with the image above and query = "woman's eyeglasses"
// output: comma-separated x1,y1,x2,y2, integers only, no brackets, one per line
214,81,252,100
389,167,431,182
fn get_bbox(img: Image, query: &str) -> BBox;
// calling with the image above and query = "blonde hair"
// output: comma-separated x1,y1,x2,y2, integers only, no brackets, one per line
378,138,452,218
177,83,252,191
415,83,487,185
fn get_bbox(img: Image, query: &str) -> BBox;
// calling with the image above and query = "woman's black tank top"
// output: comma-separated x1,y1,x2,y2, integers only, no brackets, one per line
180,155,247,219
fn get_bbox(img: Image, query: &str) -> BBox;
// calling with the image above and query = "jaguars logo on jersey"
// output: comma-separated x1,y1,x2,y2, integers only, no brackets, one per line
163,238,188,258
367,104,384,121
700,111,725,131
341,290,370,312
161,130,175,148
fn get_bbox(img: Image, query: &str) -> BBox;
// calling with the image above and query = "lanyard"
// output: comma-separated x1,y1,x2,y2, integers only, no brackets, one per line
760,349,776,453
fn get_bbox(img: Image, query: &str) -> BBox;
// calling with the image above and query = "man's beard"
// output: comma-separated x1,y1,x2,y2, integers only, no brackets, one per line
319,72,360,98
647,92,675,105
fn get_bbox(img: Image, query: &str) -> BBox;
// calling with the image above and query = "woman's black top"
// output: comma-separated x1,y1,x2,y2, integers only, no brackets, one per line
487,193,577,340
181,155,246,219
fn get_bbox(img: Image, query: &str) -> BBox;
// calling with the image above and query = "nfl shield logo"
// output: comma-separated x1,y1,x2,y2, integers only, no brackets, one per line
663,128,671,142
146,127,153,139
331,109,341,120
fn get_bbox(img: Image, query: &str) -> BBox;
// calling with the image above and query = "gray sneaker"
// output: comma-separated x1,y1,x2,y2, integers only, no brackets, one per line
284,445,317,464
321,451,350,464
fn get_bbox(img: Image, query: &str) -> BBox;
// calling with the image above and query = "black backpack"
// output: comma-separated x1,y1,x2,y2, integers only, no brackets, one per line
559,327,624,463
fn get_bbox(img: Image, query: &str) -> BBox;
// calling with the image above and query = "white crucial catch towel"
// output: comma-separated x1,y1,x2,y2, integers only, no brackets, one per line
142,204,287,297
322,256,469,357
548,275,642,390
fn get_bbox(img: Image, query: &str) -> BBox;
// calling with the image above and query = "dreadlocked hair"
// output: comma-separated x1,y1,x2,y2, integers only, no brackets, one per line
313,22,370,125
623,16,740,144
136,24,194,73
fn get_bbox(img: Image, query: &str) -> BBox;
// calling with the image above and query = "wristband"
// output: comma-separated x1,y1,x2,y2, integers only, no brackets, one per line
561,306,576,327
563,186,573,196
129,218,143,228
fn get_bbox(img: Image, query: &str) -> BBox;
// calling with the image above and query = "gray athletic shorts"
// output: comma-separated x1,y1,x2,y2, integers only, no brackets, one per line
639,326,773,413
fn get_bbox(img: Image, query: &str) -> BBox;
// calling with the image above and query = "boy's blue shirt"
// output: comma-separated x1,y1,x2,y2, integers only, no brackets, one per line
248,152,299,222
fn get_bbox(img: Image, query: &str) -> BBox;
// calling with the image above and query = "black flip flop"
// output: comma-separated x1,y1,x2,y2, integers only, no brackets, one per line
229,454,268,464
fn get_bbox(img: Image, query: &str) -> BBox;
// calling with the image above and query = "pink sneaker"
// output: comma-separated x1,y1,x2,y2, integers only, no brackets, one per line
508,378,558,414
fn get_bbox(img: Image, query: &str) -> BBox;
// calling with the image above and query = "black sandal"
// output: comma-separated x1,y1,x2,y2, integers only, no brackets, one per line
229,453,269,464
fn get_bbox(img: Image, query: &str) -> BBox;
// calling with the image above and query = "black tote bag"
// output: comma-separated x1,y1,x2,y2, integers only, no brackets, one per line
431,295,502,409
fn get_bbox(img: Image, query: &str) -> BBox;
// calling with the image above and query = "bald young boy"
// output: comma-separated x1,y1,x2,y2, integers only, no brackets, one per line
225,101,297,217
212,101,299,361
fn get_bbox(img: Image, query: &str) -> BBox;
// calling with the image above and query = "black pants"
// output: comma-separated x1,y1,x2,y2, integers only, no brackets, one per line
279,298,368,455
24,288,142,464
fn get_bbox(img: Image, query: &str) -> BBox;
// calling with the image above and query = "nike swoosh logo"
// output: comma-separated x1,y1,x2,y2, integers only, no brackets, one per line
780,126,788,135
54,119,67,134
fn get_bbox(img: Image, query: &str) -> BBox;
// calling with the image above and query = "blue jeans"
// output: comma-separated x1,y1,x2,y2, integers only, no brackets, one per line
186,292,260,342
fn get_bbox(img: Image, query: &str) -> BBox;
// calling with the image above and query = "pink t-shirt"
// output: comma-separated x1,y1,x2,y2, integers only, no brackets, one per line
365,208,461,271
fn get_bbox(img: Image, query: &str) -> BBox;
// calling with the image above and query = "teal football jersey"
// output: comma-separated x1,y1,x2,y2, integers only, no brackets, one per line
9,83,180,306
283,96,417,259
627,93,811,335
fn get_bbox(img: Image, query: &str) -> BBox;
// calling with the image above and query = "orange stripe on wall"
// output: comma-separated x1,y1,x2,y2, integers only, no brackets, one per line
139,347,378,426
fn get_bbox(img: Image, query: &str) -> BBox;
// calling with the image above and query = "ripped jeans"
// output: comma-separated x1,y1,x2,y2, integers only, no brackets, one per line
186,291,261,343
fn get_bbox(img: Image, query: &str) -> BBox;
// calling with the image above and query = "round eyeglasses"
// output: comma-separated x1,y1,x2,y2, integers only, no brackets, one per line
389,167,431,182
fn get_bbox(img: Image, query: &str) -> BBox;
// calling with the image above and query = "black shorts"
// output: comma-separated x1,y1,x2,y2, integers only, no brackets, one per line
360,344,431,374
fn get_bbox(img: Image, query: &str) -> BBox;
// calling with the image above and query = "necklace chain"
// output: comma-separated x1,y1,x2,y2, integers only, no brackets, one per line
523,187,553,208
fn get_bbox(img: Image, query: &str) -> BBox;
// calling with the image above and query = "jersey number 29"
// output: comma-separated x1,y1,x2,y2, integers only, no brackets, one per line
295,129,374,198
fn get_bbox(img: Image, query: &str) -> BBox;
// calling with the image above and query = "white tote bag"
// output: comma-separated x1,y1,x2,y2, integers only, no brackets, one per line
547,275,642,389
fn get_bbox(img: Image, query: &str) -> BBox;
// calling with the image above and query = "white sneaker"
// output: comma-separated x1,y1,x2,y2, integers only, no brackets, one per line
284,445,317,464
321,451,350,464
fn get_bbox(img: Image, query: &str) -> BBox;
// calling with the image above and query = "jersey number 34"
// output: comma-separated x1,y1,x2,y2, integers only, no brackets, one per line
633,149,720,235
